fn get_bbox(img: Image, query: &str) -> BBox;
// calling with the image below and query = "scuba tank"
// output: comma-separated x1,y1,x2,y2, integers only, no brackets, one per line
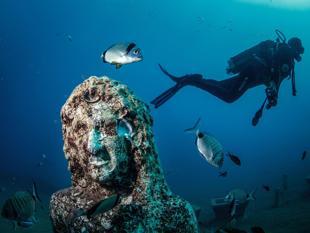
226,40,275,74
226,30,287,75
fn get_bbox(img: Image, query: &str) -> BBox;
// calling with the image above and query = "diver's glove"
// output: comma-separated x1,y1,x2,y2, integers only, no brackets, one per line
265,85,278,109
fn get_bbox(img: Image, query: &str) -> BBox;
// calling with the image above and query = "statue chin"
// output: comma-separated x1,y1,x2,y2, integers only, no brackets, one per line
90,166,114,183
89,149,129,184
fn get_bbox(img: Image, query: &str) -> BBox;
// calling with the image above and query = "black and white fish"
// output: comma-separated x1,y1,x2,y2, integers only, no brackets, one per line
186,119,224,168
195,130,224,168
101,42,143,69
1,182,42,228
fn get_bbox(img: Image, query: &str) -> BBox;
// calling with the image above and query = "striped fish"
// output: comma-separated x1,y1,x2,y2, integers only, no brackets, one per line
196,130,224,168
1,182,41,228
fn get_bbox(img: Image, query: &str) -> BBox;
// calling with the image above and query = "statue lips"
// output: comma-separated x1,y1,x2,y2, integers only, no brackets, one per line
89,148,111,167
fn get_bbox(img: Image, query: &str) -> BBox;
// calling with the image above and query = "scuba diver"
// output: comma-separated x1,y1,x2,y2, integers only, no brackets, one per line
151,30,304,126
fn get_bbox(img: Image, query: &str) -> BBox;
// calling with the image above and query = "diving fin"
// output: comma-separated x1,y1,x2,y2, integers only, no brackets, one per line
150,64,185,108
151,84,182,108
158,64,180,82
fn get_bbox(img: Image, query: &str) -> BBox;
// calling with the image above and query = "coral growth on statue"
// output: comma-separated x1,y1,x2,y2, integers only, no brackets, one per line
50,76,198,233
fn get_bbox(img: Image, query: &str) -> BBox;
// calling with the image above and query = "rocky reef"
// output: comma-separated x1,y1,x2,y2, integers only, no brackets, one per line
50,76,198,233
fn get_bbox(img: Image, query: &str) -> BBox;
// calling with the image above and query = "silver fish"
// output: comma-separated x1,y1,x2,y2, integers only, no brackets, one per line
101,42,143,69
195,130,224,168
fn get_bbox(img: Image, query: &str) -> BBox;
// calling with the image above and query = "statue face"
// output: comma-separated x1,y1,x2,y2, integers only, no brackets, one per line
65,100,131,184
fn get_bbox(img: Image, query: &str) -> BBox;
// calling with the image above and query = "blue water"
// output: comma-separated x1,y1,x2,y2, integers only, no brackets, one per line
0,0,309,220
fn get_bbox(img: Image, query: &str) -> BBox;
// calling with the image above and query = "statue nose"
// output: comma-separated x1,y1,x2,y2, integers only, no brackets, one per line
87,128,110,161
87,128,105,154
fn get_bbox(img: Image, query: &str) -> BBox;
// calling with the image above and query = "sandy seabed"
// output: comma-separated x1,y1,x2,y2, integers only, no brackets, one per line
0,191,309,233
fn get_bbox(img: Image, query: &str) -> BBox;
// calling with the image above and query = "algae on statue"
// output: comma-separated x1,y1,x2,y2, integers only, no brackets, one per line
50,76,198,233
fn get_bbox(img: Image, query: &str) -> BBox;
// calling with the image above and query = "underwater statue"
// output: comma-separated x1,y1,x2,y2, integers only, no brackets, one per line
50,76,198,233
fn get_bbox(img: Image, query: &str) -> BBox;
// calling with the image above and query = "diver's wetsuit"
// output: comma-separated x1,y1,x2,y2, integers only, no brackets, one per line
151,40,296,108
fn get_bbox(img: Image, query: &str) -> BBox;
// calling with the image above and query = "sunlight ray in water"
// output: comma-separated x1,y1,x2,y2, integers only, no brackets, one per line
237,0,310,9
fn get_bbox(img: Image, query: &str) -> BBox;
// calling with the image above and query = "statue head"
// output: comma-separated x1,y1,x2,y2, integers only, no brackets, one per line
60,77,153,188
51,76,198,233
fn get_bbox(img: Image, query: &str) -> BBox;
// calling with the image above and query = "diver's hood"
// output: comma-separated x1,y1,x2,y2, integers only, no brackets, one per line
288,37,304,62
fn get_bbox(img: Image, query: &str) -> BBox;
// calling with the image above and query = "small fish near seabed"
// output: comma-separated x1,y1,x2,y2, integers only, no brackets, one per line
1,182,42,229
219,171,228,177
301,150,308,160
185,119,224,168
262,185,271,192
226,152,241,166
101,42,143,69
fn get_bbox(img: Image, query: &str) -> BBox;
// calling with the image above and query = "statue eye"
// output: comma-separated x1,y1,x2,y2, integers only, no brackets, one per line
82,89,100,104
